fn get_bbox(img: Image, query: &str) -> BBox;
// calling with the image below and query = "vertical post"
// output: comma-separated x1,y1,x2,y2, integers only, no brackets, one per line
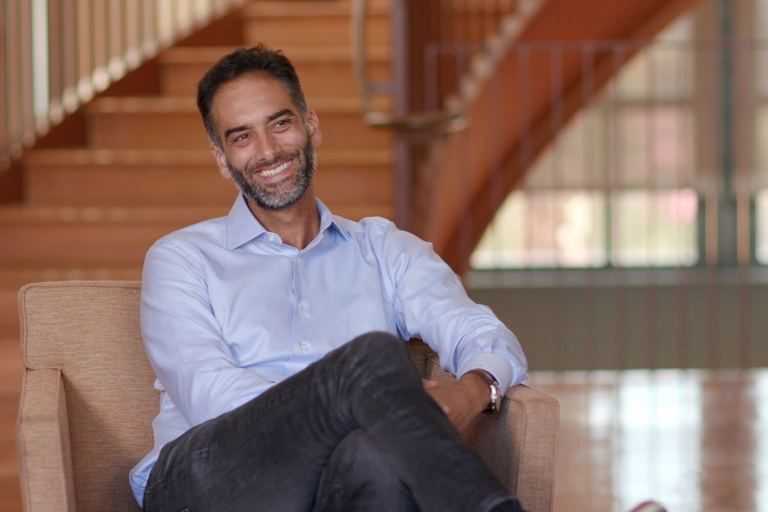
391,0,411,230
717,0,738,267
48,0,63,123
31,0,50,134
20,0,34,145
391,0,442,234
0,0,8,169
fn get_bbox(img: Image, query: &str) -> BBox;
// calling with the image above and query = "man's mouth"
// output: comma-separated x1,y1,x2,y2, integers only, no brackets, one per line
258,160,291,177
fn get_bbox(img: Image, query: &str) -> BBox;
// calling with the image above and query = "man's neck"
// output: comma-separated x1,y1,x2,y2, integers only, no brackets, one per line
245,191,321,250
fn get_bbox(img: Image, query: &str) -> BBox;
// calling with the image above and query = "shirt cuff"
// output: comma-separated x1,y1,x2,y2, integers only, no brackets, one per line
458,353,525,393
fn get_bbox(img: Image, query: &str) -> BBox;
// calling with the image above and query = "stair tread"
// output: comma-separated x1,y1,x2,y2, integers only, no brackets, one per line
241,0,389,18
0,204,392,224
24,148,392,166
0,266,142,287
0,205,227,224
87,95,386,113
162,45,390,63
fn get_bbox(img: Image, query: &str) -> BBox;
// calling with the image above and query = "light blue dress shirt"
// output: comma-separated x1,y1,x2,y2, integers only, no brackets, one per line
129,194,527,504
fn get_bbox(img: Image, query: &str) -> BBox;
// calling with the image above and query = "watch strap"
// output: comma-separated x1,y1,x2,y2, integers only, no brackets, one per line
466,369,501,414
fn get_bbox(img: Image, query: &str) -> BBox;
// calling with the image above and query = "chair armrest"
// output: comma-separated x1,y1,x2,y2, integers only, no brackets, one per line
429,361,559,512
16,368,77,512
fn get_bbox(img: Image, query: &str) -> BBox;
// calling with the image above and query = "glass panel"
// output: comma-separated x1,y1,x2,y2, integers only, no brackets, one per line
612,189,699,266
758,189,768,263
755,106,768,172
524,110,606,189
757,0,768,96
470,191,606,269
615,18,693,100
616,107,694,188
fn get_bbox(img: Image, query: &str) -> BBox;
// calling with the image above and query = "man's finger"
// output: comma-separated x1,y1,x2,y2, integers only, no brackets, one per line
422,379,439,389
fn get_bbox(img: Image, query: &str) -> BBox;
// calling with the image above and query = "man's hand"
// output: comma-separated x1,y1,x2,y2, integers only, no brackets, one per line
422,373,491,436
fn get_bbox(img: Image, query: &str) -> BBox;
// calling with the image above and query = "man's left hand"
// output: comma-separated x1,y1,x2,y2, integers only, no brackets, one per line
422,373,491,436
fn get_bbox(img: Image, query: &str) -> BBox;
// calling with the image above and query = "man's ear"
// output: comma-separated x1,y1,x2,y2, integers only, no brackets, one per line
211,144,231,180
306,110,322,148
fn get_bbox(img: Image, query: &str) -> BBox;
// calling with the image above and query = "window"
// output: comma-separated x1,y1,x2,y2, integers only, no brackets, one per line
612,189,699,266
472,3,768,270
470,191,606,269
758,189,768,264
472,18,699,270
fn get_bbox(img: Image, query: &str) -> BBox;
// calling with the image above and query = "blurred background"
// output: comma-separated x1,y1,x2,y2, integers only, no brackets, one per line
1,0,767,510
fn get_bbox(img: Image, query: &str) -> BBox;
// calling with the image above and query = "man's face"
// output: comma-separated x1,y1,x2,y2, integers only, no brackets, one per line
210,72,322,211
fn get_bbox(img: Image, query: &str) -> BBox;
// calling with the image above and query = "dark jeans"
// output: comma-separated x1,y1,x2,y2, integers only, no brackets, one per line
142,331,524,512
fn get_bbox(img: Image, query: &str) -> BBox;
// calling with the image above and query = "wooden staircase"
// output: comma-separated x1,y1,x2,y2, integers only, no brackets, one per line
0,6,394,504
0,0,393,348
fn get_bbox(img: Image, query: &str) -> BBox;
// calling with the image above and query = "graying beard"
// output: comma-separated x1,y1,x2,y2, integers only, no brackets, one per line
229,139,316,211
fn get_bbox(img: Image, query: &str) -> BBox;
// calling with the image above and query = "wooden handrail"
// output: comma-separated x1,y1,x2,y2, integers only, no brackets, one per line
0,0,247,175
351,0,467,135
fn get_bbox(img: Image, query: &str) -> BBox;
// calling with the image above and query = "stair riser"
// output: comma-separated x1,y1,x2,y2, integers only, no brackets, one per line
160,59,391,99
0,201,393,267
243,16,389,48
0,223,190,267
87,111,391,150
0,290,18,336
24,164,394,206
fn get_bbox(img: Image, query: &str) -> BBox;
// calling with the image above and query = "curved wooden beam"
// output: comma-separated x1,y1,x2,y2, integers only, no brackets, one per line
422,0,707,274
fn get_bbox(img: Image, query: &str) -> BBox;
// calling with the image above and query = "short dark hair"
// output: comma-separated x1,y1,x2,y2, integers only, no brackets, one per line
196,44,308,146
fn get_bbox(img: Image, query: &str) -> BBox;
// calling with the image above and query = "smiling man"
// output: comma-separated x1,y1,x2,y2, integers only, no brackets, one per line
129,45,528,512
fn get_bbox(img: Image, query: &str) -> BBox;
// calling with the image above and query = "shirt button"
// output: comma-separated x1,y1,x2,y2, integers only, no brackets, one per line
299,342,310,353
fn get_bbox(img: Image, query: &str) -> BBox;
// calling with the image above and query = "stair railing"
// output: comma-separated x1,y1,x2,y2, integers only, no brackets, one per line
0,0,247,175
351,0,542,231
351,0,467,134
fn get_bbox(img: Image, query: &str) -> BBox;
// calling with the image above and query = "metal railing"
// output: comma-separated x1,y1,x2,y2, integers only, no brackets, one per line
0,0,247,174
351,0,541,134
351,0,542,230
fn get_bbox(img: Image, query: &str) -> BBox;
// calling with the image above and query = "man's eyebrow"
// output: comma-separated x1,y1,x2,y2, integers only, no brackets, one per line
222,109,297,140
267,109,296,122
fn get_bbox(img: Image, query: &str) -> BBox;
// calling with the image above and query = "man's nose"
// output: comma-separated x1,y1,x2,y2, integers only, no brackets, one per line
253,132,281,164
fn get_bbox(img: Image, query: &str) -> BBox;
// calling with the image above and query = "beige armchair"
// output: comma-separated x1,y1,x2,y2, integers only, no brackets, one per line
16,281,558,512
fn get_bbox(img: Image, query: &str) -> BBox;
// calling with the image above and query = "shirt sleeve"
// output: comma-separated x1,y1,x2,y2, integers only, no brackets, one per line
141,240,274,426
377,222,528,391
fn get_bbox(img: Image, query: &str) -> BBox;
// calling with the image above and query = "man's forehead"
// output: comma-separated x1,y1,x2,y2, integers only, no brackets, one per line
213,72,293,108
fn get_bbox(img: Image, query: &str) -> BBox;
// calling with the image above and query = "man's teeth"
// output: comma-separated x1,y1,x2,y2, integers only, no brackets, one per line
259,161,290,177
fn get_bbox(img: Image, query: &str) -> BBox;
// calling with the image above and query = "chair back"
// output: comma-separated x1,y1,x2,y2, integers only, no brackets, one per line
18,281,155,511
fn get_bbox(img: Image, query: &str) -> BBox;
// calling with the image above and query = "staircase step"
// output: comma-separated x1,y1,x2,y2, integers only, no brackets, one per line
0,206,226,267
84,97,392,151
0,266,143,336
0,203,393,267
241,1,390,48
159,46,391,99
23,148,394,206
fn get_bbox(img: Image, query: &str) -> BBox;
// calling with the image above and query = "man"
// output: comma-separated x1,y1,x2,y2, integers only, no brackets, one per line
129,44,528,511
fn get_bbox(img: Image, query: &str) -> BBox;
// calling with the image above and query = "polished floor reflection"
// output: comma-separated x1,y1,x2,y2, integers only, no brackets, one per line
0,350,766,511
532,369,768,512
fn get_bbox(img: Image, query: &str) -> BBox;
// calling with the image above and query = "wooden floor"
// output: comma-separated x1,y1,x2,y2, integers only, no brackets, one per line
535,369,768,512
0,342,765,511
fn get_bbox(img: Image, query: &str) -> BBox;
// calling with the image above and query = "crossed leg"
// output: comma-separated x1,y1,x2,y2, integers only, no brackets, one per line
142,331,524,512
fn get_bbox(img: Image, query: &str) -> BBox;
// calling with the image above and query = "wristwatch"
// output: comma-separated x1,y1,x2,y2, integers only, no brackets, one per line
466,369,502,414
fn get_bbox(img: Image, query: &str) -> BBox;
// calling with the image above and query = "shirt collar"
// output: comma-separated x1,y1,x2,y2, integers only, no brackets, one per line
226,194,350,250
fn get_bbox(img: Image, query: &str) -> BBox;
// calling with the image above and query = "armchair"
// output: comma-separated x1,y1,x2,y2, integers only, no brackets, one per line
16,281,558,511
